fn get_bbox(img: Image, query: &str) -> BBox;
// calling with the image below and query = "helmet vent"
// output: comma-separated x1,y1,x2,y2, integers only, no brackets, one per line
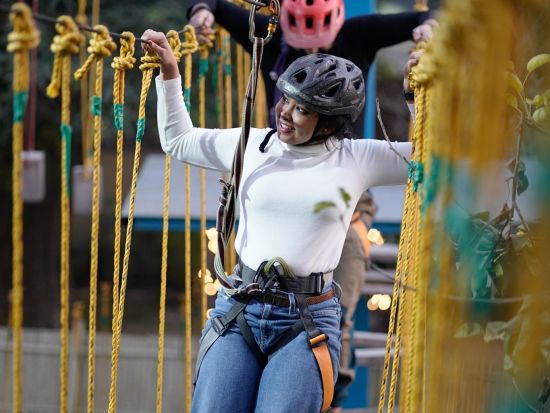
289,14,296,27
324,13,331,27
322,83,340,98
346,63,353,72
293,70,308,84
306,0,314,5
305,17,314,29
352,79,362,90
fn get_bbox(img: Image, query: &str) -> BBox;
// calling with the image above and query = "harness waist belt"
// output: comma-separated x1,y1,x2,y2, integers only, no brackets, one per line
255,288,336,307
239,262,333,295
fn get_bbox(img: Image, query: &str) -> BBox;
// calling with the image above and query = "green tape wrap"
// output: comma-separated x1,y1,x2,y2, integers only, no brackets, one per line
114,103,124,132
60,123,72,196
13,91,29,123
91,95,102,116
136,118,145,142
184,88,191,112
224,63,232,76
408,161,424,193
199,58,209,77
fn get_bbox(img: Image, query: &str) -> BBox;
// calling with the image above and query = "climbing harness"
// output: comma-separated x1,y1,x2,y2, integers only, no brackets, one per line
194,259,339,413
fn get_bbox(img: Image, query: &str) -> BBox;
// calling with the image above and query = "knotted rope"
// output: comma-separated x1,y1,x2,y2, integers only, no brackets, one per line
7,4,39,412
46,15,83,413
106,47,160,413
71,24,117,413
107,31,135,413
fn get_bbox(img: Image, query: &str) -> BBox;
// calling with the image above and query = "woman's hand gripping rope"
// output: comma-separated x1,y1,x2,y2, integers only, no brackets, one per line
141,29,179,80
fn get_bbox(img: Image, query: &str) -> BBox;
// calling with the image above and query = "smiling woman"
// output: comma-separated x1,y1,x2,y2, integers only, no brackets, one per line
144,27,411,413
275,94,319,145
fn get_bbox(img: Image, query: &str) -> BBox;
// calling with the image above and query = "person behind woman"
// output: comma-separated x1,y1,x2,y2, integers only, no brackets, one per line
187,0,434,136
143,29,412,413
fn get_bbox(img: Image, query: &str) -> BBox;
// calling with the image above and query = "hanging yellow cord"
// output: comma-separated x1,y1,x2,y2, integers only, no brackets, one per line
106,46,160,413
179,25,199,413
75,0,91,173
198,43,211,327
46,15,83,413
7,5,39,412
151,29,182,413
107,31,136,411
73,24,117,413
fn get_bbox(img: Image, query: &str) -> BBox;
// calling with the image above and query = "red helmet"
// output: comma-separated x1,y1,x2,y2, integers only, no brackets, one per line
280,0,345,50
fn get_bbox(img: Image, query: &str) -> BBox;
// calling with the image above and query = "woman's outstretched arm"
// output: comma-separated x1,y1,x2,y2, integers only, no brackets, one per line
145,29,242,171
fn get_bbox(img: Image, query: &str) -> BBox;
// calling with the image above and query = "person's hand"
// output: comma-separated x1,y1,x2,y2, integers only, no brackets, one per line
412,18,438,44
189,7,215,45
404,50,423,94
141,29,179,80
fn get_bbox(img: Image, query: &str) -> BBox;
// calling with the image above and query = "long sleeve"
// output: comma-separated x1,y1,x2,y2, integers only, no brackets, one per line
340,11,430,54
349,139,412,189
156,75,241,172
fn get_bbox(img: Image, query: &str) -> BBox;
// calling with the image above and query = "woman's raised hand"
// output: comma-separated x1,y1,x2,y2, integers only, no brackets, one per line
141,29,179,80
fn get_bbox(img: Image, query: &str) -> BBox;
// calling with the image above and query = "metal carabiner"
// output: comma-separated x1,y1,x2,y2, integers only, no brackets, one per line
242,0,280,44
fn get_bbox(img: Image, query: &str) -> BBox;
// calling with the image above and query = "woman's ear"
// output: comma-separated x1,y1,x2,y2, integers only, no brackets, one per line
321,127,335,136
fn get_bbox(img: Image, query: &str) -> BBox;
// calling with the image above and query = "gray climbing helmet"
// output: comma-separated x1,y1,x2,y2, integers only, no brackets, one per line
276,53,365,122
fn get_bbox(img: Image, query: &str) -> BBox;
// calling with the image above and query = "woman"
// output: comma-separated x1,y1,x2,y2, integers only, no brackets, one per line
143,30,411,413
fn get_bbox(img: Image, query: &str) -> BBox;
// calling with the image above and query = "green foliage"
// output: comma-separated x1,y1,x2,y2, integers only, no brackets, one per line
313,201,336,214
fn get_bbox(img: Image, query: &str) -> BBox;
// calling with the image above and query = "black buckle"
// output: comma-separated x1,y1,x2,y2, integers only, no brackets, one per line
211,316,229,335
310,272,324,295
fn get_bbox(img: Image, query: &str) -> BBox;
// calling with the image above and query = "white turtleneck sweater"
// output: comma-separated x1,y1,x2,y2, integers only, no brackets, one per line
156,76,411,276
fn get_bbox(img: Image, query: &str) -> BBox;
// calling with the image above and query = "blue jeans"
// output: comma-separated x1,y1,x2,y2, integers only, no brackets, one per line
192,284,342,413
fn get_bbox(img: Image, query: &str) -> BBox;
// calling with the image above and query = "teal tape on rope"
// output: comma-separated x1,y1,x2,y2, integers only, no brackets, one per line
91,95,102,116
60,123,72,196
136,118,145,142
13,91,29,123
114,103,124,132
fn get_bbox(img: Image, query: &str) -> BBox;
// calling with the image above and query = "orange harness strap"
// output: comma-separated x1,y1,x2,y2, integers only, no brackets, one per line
310,336,334,412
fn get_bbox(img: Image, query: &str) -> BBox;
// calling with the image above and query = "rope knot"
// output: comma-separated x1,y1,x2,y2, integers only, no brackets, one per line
7,3,40,54
139,50,161,71
50,16,83,56
166,30,183,63
74,25,117,80
112,31,136,71
47,16,83,98
181,25,199,56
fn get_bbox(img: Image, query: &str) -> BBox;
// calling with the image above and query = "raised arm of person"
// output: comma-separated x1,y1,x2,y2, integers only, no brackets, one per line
341,11,432,53
187,0,277,52
350,138,412,189
144,29,261,172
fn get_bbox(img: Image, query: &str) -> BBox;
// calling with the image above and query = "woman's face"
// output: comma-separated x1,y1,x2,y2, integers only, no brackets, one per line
275,94,319,145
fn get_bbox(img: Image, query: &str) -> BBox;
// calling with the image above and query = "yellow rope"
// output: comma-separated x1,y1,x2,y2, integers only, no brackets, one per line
106,47,159,413
152,29,184,413
46,15,83,413
198,45,210,327
180,25,198,413
107,31,136,411
7,4,39,412
75,0,91,172
72,24,117,413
